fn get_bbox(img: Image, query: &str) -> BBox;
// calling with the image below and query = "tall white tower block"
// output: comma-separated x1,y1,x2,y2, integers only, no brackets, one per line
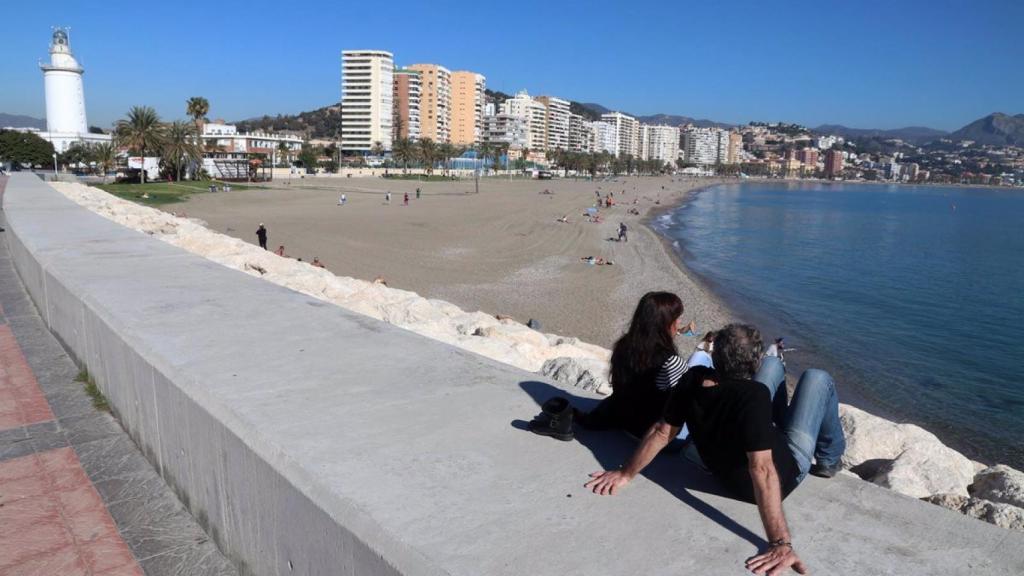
40,28,89,135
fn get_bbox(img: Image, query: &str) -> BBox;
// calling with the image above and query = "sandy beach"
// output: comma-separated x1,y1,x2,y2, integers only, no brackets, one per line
172,175,736,350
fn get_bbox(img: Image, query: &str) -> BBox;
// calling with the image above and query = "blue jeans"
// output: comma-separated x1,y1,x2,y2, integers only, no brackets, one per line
753,357,846,482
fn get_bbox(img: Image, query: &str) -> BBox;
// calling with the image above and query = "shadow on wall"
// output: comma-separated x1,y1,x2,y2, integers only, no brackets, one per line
514,380,767,550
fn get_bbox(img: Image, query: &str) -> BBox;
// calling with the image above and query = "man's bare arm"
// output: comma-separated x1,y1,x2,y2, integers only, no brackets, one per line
745,449,807,575
584,421,680,495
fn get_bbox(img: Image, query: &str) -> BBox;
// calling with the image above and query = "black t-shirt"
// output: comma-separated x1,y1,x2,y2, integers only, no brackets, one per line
663,366,800,502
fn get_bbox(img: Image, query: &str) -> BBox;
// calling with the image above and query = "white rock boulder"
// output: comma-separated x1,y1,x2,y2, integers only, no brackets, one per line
869,443,976,498
969,465,1024,509
540,357,611,394
924,493,1024,532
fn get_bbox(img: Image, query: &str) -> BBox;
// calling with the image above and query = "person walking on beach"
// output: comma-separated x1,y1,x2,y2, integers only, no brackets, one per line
338,194,347,206
385,191,391,205
585,323,846,575
256,223,268,250
618,222,628,242
404,192,409,206
416,187,421,200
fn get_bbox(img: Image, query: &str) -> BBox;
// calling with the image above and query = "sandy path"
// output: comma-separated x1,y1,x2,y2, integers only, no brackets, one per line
173,175,735,348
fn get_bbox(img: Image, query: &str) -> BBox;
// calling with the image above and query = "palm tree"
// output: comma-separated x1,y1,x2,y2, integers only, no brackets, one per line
276,141,290,168
393,138,415,173
186,97,209,130
418,138,437,176
163,121,202,182
93,142,116,183
115,106,166,184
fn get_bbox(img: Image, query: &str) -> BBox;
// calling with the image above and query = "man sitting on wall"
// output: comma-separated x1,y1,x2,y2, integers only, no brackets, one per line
585,323,846,575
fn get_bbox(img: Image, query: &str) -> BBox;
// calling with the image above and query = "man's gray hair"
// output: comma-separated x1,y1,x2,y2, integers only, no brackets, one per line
712,324,764,380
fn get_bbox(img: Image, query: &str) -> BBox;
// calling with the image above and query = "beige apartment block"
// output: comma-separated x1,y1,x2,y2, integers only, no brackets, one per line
408,63,452,143
451,71,486,146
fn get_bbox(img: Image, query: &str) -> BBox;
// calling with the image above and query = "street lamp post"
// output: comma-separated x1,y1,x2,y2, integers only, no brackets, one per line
52,152,58,179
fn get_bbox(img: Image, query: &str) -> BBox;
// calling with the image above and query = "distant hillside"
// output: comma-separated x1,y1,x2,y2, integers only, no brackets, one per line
814,124,948,144
235,105,341,138
0,113,45,130
636,114,731,129
950,112,1024,146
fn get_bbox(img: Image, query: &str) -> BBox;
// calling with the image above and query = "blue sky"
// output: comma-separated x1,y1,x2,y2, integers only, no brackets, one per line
2,0,1021,131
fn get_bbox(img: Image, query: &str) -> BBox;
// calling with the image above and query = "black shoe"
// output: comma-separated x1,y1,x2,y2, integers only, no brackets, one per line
809,461,841,478
528,397,574,441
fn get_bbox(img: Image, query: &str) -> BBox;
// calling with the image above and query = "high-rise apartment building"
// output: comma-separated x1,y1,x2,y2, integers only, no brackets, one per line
393,68,421,142
568,113,592,153
796,148,820,168
341,50,394,153
727,131,744,164
482,114,528,148
682,126,728,165
601,112,640,157
824,149,844,178
639,124,680,164
409,64,452,143
536,96,571,152
451,71,486,146
501,91,547,150
590,121,617,154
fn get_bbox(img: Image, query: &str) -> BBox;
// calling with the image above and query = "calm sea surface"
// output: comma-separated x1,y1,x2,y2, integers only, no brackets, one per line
654,181,1024,468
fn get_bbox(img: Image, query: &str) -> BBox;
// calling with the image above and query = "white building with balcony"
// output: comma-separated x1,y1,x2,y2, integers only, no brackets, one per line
340,50,394,153
501,91,547,151
601,112,640,157
200,122,303,179
682,126,729,165
640,124,680,164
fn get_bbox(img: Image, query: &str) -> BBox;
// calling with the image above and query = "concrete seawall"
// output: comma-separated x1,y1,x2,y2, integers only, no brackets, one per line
4,173,1022,575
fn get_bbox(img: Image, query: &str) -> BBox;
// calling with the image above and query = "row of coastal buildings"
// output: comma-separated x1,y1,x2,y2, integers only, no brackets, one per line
340,49,752,167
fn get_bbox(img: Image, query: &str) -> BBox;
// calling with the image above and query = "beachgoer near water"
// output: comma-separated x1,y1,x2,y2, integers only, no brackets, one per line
404,192,409,206
312,257,325,268
575,292,689,439
585,323,846,575
416,187,421,199
766,337,785,364
256,223,268,250
679,320,697,337
385,191,391,205
618,222,628,242
684,331,716,372
275,245,285,257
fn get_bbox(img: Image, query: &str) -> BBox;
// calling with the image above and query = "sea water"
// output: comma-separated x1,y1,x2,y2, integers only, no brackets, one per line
655,181,1024,468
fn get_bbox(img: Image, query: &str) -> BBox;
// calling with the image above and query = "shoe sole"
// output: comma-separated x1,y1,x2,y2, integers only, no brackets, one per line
528,426,574,441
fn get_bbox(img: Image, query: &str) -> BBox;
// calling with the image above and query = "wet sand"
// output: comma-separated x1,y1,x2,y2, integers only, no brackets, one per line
173,175,736,349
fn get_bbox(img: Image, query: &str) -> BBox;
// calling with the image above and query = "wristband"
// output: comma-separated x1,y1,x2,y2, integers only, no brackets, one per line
768,539,793,550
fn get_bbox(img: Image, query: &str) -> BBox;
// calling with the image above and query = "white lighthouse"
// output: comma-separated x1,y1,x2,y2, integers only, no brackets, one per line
38,27,110,153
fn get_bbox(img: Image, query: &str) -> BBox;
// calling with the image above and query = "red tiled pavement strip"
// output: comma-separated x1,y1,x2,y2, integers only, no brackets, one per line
0,447,143,575
0,324,55,431
0,325,143,575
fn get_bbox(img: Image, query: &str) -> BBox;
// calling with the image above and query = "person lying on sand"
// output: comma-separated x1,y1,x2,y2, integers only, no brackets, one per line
311,257,326,269
373,275,388,286
678,320,697,337
580,256,614,266
557,215,569,223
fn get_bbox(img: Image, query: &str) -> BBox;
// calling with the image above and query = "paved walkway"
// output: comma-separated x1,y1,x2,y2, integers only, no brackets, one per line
0,177,237,575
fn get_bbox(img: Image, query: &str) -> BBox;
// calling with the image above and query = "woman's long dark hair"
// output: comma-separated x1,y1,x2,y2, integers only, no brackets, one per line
610,291,683,390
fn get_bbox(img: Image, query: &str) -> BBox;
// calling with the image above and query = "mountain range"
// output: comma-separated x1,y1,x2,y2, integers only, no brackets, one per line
812,124,949,144
0,113,46,130
5,107,1022,149
949,113,1024,146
